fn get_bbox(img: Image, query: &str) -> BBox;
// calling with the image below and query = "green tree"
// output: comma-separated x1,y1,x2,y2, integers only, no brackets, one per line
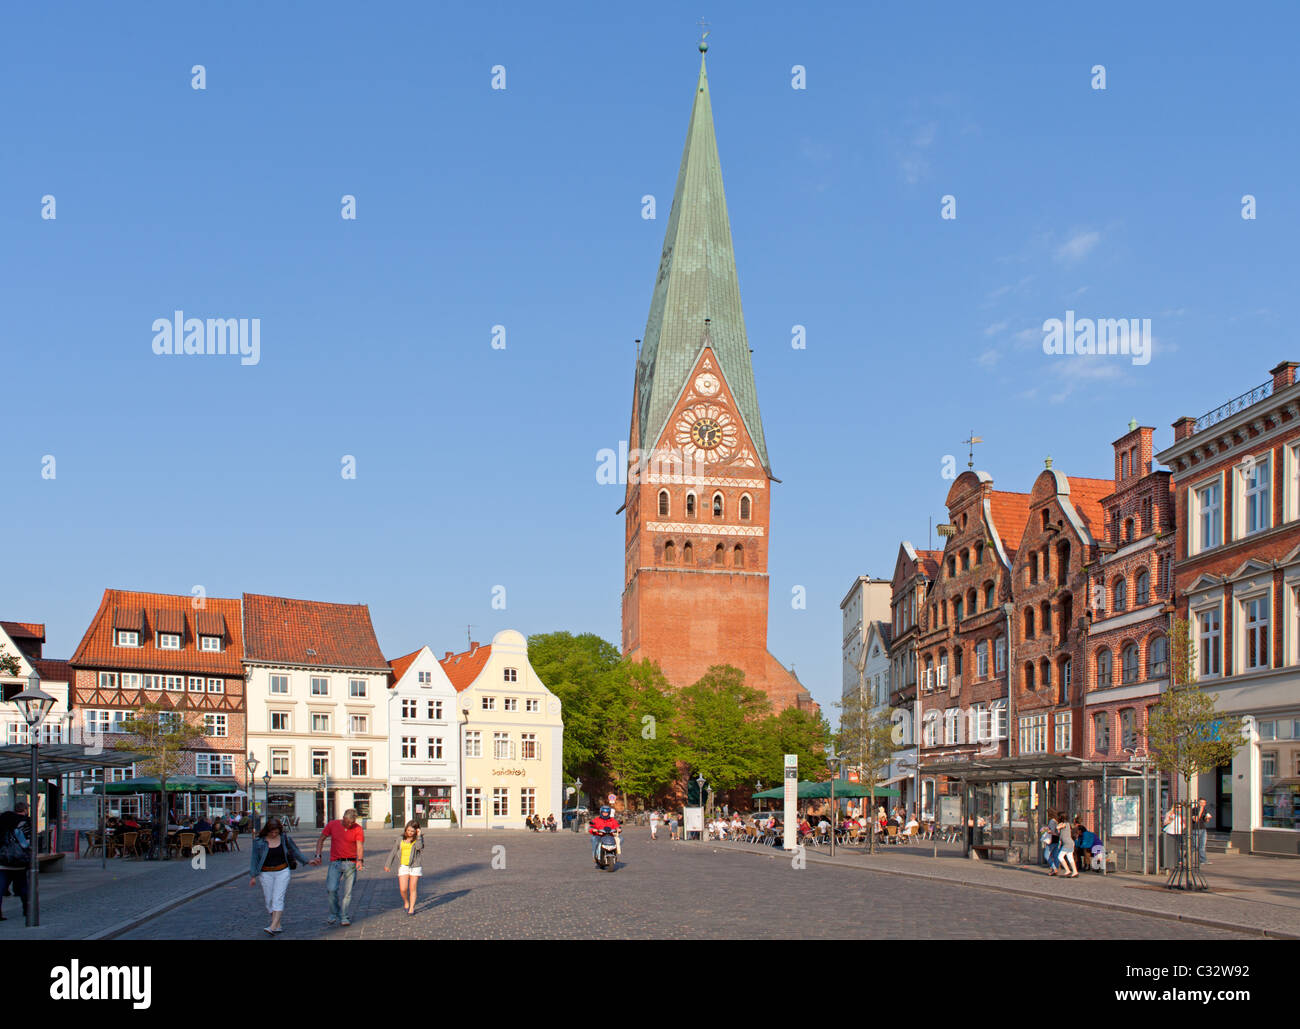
0,645,21,678
760,705,830,784
527,632,621,782
1146,617,1246,876
675,665,772,797
835,689,898,853
599,659,680,808
116,702,206,857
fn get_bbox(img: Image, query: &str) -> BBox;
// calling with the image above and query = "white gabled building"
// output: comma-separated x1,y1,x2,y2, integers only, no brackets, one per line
387,646,460,828
440,630,564,830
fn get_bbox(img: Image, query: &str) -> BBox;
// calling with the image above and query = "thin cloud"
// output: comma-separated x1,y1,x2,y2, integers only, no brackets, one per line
1055,230,1100,263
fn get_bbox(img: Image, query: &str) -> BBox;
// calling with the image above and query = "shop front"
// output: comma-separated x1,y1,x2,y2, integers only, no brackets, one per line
391,783,454,828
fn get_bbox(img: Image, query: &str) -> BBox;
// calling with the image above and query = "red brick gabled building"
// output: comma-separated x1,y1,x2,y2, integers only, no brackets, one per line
1081,424,1176,771
887,543,939,815
1008,464,1111,763
70,590,246,810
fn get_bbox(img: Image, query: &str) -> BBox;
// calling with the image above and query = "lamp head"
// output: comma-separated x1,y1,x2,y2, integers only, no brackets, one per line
12,675,55,729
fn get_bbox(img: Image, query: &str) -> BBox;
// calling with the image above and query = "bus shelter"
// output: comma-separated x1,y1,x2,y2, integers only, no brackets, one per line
919,755,1153,874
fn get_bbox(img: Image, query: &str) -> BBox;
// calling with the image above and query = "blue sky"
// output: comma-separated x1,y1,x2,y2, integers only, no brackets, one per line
3,2,1297,715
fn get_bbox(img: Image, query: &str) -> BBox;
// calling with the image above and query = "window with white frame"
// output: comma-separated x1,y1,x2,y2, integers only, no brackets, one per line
493,731,513,760
970,703,990,742
482,696,495,711
350,750,368,777
427,737,443,760
1018,714,1048,754
349,679,367,698
115,630,139,647
311,750,329,776
200,635,222,652
270,711,290,732
464,788,482,817
942,708,959,745
159,711,182,733
1194,480,1222,553
418,670,432,685
521,732,537,759
922,713,939,746
429,700,443,720
465,731,481,758
1243,594,1271,670
1054,712,1071,752
85,710,110,736
976,641,989,679
187,676,205,692
521,787,536,817
158,632,181,650
401,736,417,759
203,713,227,737
1198,606,1222,676
197,753,233,776
349,714,368,735
503,668,518,683
1243,456,1272,536
269,674,289,695
271,749,290,775
492,787,509,817
98,671,117,689
120,672,141,690
991,700,1008,740
311,713,330,733
525,698,539,712
402,699,417,718
310,676,329,696
207,678,224,693
503,697,518,712
938,653,948,688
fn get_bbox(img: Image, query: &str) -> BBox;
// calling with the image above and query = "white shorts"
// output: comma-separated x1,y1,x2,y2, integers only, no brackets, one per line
398,865,421,877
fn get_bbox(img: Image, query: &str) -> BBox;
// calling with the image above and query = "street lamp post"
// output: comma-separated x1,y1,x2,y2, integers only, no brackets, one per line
11,671,56,928
755,780,763,815
571,778,582,832
246,752,260,834
695,774,706,839
262,771,272,832
826,744,845,858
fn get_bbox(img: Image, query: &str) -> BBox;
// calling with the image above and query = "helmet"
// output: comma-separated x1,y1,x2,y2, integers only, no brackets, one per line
600,805,612,817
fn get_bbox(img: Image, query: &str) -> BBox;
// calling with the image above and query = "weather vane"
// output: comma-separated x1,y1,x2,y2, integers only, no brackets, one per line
963,431,984,470
698,18,710,50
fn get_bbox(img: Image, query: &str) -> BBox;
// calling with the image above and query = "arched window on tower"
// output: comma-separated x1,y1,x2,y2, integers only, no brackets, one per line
663,540,675,564
712,492,724,518
733,544,744,568
686,493,696,519
713,542,725,566
658,489,670,517
740,495,751,520
682,541,693,565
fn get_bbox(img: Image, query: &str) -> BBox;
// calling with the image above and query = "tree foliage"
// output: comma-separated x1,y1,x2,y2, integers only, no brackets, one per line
115,701,207,785
0,645,22,678
835,687,898,852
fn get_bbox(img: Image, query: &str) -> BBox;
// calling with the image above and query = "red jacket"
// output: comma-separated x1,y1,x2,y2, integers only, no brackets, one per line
589,816,620,835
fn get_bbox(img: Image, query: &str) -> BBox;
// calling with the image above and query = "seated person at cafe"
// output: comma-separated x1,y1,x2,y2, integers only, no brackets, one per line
195,815,215,834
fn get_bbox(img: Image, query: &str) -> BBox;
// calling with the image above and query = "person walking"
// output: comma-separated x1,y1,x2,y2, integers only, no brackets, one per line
1192,798,1212,866
0,810,31,921
649,808,660,841
383,820,425,915
1056,812,1078,877
314,808,365,927
248,817,315,935
1044,811,1061,875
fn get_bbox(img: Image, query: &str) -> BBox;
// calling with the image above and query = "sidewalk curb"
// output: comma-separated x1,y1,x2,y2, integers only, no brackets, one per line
89,867,247,941
699,841,1299,940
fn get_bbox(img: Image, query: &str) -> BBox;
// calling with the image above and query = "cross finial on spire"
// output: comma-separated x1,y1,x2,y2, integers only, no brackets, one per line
698,18,710,52
962,431,984,470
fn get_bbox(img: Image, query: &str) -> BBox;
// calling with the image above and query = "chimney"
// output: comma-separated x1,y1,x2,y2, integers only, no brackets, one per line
444,651,453,661
1172,416,1196,443
470,641,480,653
1270,360,1298,392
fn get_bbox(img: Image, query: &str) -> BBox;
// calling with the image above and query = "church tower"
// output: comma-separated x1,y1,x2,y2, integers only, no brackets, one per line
620,42,813,712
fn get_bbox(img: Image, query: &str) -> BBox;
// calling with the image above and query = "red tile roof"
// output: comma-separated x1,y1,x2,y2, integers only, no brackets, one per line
1065,476,1114,541
917,549,943,578
1,622,45,642
33,658,72,685
988,490,1032,560
388,648,423,688
439,643,493,692
70,590,245,676
242,593,387,671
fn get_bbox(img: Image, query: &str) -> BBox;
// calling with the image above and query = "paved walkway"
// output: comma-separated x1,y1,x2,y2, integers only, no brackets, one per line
712,837,1300,938
0,839,256,940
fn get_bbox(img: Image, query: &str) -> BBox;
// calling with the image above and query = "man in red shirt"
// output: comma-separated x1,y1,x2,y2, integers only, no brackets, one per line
314,809,365,926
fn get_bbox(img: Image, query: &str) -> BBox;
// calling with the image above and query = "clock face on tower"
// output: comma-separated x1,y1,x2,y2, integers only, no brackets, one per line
675,405,739,463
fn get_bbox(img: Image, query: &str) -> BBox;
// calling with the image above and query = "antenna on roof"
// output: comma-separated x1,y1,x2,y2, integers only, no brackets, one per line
466,625,475,648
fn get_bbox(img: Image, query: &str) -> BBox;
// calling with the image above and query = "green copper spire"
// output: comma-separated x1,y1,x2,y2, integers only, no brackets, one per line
634,48,771,473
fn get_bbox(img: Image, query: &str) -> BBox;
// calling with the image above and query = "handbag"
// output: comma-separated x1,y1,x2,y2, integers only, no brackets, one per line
0,829,30,867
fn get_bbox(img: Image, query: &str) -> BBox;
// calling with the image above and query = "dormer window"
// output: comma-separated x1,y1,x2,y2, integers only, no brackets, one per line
115,630,140,648
199,635,222,652
158,633,181,650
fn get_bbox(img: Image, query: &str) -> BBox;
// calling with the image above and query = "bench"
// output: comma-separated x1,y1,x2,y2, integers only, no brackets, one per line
38,853,66,874
970,843,1009,862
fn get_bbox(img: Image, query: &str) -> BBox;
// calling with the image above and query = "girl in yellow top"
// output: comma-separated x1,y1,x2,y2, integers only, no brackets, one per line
383,821,425,915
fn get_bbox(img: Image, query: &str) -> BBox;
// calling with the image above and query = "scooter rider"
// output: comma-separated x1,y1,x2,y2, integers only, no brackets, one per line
589,805,621,866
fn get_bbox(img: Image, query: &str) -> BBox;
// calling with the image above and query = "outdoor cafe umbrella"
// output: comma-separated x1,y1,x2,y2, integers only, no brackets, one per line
752,781,901,801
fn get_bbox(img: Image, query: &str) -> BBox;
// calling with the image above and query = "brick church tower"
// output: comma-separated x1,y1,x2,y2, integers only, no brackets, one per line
620,43,814,712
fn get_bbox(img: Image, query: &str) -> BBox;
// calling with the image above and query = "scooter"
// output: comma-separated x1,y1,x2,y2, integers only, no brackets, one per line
594,827,619,872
